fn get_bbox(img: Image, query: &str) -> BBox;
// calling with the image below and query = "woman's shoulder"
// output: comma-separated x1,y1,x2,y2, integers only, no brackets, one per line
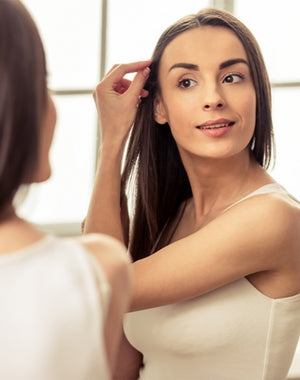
243,184,299,221
76,233,131,292
234,186,300,297
223,184,300,264
76,233,130,267
225,183,300,223
225,182,299,211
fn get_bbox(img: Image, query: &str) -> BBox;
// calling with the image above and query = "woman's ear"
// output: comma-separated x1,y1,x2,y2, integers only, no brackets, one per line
154,97,168,125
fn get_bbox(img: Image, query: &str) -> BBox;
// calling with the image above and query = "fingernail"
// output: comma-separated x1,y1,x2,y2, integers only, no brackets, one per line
142,67,150,78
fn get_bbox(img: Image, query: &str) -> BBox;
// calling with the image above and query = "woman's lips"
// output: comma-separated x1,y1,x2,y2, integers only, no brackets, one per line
196,119,235,130
196,119,235,137
197,121,235,130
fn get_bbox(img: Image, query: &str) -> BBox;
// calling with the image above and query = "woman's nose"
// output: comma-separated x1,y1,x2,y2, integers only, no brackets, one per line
203,101,224,110
202,85,225,111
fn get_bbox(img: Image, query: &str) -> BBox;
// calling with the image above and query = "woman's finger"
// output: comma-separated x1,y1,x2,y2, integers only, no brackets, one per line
127,67,151,98
113,78,131,94
105,61,151,88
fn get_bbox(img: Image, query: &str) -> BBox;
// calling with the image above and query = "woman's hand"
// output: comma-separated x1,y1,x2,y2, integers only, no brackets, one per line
93,60,151,148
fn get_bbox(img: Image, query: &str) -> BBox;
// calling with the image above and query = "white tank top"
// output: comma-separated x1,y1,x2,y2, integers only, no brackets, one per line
0,235,111,380
124,183,300,380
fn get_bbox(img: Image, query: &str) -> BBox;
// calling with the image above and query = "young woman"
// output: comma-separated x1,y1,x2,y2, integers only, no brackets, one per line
0,1,132,379
85,8,300,380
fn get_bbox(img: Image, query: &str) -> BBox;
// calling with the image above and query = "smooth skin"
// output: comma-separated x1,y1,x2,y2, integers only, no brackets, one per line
85,26,300,378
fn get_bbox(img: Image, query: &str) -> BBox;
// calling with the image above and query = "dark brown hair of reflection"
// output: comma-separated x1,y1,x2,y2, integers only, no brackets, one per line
0,0,47,212
121,8,274,261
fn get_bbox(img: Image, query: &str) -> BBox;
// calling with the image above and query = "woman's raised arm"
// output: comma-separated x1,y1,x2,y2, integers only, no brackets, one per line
83,61,151,243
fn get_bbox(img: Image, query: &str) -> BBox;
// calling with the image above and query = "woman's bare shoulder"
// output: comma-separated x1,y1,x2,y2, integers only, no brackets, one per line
232,190,300,233
223,190,300,260
233,191,300,297
75,233,131,286
76,233,126,254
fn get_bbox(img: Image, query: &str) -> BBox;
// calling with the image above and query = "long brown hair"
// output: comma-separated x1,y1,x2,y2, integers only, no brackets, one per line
122,8,274,261
0,0,47,213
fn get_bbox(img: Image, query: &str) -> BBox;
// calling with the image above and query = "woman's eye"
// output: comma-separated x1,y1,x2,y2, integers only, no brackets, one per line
223,74,243,84
177,78,197,89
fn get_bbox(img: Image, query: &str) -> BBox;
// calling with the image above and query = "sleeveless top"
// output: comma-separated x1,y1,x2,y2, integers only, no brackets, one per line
124,183,300,380
0,235,111,380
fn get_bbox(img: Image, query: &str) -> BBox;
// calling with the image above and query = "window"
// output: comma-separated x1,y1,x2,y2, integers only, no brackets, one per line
106,0,211,69
234,0,300,199
18,0,103,234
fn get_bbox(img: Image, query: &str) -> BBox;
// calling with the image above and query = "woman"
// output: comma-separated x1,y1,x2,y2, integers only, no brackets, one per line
85,8,300,380
0,1,132,379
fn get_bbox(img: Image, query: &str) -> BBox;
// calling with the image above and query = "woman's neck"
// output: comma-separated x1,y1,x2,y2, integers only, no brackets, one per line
181,153,274,221
0,205,45,254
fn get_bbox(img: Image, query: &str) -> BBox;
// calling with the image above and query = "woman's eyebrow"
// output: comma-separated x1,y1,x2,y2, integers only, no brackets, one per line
168,58,249,73
168,63,199,72
219,58,249,69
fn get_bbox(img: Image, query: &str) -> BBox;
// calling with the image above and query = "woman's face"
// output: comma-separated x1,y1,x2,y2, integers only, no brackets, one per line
155,26,256,162
33,94,57,183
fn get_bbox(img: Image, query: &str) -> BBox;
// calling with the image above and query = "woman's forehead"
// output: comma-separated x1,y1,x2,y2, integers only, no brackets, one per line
159,26,247,71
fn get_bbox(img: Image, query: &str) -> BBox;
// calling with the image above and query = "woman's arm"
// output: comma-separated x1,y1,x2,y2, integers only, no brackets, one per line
83,61,151,243
130,194,300,311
